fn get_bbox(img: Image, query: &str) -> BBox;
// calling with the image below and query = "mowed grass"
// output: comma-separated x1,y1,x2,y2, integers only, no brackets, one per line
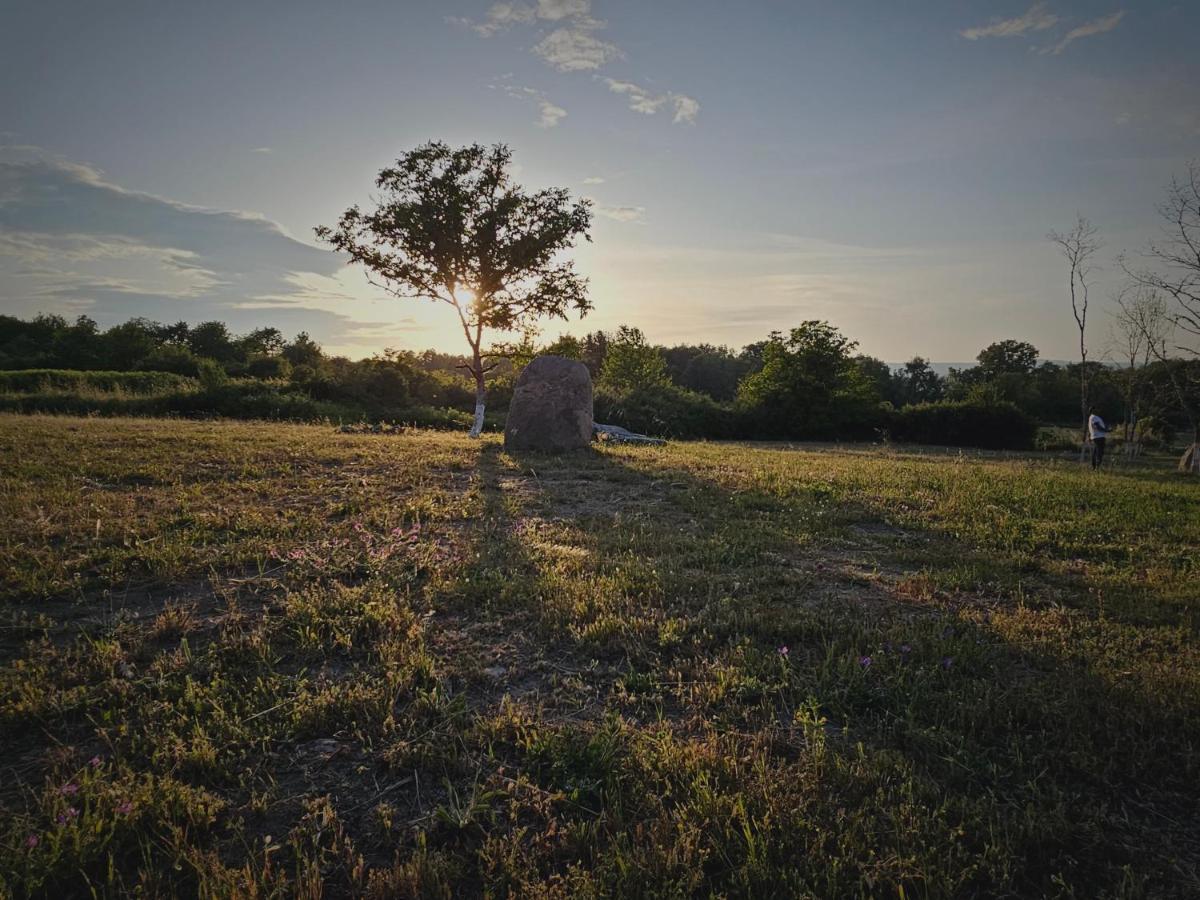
0,415,1197,898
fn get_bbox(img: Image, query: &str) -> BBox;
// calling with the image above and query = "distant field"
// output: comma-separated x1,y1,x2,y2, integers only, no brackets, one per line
1,415,1197,897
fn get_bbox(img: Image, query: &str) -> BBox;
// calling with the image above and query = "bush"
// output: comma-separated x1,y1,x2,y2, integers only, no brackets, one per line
593,383,739,439
0,369,194,394
244,354,292,380
891,400,1037,450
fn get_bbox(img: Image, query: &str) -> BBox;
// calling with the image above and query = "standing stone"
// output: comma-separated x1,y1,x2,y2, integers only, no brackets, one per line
504,356,593,452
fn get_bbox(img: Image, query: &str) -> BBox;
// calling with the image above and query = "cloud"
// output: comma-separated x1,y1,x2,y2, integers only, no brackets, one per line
533,25,622,71
0,149,385,343
1042,10,1125,55
603,78,700,124
450,0,593,38
456,3,697,122
537,99,567,128
591,203,644,223
582,176,605,184
251,147,273,154
960,3,1059,40
671,95,700,125
492,81,567,128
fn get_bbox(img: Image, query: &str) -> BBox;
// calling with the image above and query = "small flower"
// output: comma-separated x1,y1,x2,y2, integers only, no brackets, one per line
56,807,79,825
89,755,103,768
778,645,789,658
116,800,134,815
941,656,954,670
25,834,39,849
899,643,912,657
859,655,872,669
60,783,79,796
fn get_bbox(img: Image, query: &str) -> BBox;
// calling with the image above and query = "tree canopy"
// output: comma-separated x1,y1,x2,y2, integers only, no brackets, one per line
316,141,593,434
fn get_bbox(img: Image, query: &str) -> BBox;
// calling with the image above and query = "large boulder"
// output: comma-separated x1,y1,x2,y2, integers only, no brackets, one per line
504,356,593,452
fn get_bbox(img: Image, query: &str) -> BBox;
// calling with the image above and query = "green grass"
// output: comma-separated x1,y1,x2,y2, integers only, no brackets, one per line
1,415,1197,897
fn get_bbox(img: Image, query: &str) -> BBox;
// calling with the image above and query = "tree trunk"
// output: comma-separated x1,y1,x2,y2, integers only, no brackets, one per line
468,353,486,438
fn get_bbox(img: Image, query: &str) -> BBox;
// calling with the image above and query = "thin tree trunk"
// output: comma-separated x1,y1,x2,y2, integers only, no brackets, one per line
468,349,486,438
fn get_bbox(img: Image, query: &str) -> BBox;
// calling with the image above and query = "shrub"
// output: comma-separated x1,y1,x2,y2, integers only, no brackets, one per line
0,369,194,394
244,354,292,380
891,400,1037,450
593,383,739,439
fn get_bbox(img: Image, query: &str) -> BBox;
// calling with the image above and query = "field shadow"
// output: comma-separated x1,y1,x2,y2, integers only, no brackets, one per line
451,441,1200,891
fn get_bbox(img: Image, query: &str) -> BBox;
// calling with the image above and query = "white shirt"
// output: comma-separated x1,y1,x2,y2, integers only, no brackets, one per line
1088,414,1108,440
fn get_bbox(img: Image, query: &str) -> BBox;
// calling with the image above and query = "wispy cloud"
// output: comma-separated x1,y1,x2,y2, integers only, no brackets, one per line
592,203,645,223
603,78,700,124
582,176,605,184
537,99,567,128
960,3,1058,40
455,2,698,121
0,148,386,343
533,23,622,71
491,81,568,128
1041,10,1126,55
251,147,273,154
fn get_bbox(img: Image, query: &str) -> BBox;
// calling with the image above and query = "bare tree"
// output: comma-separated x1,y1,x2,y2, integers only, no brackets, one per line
1130,159,1200,348
1049,215,1101,444
1109,284,1170,451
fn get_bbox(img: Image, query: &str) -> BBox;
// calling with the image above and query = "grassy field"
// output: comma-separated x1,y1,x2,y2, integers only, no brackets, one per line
1,415,1197,898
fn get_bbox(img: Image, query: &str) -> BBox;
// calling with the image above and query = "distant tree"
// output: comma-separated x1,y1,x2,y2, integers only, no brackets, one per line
600,326,670,393
1110,285,1170,446
976,339,1038,377
103,319,162,370
316,141,593,436
661,343,756,401
187,321,237,363
1049,215,1101,440
737,321,878,438
852,354,895,405
240,327,286,357
897,356,944,405
579,331,610,378
544,333,584,361
282,331,325,369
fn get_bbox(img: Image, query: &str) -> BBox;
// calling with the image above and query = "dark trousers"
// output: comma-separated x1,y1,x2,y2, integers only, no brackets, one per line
1091,437,1106,469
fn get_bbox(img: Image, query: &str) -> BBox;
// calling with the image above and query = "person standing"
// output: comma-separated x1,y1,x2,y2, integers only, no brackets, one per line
1087,407,1110,469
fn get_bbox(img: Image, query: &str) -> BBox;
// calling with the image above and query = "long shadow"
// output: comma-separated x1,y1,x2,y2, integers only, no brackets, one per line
459,440,1200,894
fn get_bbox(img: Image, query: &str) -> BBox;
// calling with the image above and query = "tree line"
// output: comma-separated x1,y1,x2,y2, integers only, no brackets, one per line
3,311,1198,449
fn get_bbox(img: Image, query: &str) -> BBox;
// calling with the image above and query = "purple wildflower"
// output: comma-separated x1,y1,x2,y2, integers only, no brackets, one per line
60,783,79,796
116,800,134,815
25,834,39,849
899,643,912,657
778,645,789,658
89,755,103,768
941,656,954,670
859,655,872,669
56,807,79,825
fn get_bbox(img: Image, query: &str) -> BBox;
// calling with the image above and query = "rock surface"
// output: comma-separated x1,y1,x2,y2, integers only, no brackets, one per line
504,355,594,452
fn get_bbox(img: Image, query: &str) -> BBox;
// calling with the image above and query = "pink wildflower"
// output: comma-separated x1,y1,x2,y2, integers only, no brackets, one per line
89,755,103,768
60,783,79,796
778,645,789,658
25,834,39,849
116,800,134,815
56,807,79,825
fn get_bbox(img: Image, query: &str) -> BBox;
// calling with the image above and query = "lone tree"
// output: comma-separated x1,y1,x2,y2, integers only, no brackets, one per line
317,142,593,436
1048,215,1100,445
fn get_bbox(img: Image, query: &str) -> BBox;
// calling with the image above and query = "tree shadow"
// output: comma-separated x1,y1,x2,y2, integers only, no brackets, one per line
442,440,1200,893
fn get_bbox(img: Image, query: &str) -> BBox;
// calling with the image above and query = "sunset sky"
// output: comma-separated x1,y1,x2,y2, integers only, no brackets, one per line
2,1,1198,361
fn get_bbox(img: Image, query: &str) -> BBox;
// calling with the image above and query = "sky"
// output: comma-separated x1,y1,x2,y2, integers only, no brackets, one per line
1,0,1197,362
